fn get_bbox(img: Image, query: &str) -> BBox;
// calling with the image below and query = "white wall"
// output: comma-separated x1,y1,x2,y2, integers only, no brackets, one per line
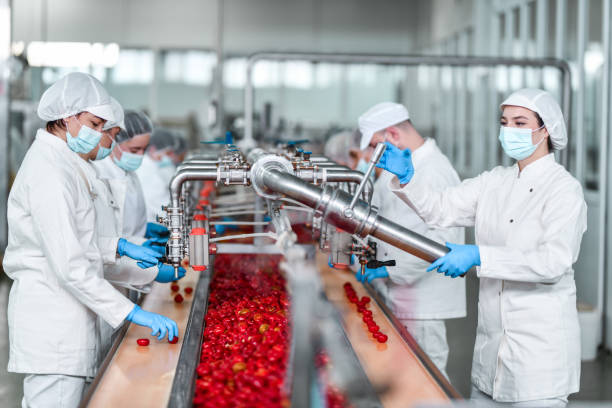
13,0,420,54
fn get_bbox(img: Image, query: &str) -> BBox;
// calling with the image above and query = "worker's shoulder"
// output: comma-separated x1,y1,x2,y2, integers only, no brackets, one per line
418,147,460,185
546,162,585,198
19,138,78,186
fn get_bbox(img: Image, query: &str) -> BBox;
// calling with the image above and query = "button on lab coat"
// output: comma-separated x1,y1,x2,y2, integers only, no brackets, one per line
93,155,148,239
371,139,466,320
390,153,587,402
3,130,134,378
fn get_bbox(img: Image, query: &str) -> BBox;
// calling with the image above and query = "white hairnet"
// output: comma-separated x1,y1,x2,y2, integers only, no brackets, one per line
37,72,114,123
324,130,361,164
358,102,410,150
116,111,153,143
501,88,567,150
103,97,126,131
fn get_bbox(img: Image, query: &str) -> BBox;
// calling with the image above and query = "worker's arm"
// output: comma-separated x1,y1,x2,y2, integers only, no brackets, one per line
29,173,134,329
384,224,463,286
478,182,587,284
389,167,491,229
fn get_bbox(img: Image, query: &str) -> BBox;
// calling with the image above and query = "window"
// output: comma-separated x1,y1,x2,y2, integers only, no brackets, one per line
111,49,154,84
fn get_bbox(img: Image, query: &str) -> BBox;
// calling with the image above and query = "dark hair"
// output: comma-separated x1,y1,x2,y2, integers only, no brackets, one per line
46,119,66,134
535,112,554,151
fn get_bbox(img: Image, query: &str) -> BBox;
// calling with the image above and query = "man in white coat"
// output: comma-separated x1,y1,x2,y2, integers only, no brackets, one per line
356,102,466,378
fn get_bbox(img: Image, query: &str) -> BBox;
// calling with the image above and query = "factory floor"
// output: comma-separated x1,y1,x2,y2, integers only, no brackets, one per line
0,272,611,406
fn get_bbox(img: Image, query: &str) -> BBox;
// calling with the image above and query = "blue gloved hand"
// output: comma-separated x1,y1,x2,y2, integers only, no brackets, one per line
145,222,170,239
143,237,167,256
427,242,481,278
155,263,186,283
117,238,161,268
355,266,389,283
215,224,227,235
125,305,179,341
376,141,414,184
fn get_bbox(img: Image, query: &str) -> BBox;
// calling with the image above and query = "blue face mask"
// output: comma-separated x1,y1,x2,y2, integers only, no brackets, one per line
498,125,545,161
157,155,174,168
95,141,115,161
113,147,144,172
66,120,103,154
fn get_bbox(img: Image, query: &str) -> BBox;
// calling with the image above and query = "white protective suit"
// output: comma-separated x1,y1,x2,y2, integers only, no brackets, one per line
3,130,134,379
93,155,148,239
370,139,465,375
390,153,587,402
136,154,171,222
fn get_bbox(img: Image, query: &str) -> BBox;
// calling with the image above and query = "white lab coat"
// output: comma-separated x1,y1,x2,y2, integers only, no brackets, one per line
93,156,148,239
390,153,587,402
85,162,157,367
370,139,466,320
3,130,134,378
136,154,171,222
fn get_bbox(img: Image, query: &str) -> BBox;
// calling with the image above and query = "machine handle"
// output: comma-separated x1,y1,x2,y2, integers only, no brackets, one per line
366,259,396,268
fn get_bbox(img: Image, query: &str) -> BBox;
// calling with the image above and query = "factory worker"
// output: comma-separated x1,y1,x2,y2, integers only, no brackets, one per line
323,129,363,170
93,109,168,241
380,89,586,407
3,73,178,408
88,103,186,365
136,127,177,222
356,102,466,379
169,135,188,165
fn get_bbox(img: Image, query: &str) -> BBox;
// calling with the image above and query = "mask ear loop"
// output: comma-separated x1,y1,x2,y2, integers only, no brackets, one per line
532,125,547,147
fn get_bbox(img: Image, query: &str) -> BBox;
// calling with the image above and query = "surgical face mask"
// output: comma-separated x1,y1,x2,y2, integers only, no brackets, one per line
356,158,376,182
157,155,174,168
498,125,545,161
113,145,144,172
65,118,103,154
95,141,115,161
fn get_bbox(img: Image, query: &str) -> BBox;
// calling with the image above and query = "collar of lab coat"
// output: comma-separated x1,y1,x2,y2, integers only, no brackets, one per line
515,152,556,181
97,155,129,179
410,138,437,168
36,128,73,153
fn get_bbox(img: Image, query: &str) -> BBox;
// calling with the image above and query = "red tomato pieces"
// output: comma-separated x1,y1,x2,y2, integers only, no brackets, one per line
174,294,184,303
185,287,194,294
137,338,149,346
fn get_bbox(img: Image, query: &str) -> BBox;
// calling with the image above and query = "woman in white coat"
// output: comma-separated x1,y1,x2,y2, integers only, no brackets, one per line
3,73,178,408
378,88,587,407
94,109,160,241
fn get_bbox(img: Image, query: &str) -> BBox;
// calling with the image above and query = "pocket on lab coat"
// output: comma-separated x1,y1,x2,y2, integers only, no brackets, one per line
505,295,566,375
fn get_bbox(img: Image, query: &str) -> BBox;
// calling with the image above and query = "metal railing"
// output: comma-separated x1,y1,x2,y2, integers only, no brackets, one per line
242,51,572,169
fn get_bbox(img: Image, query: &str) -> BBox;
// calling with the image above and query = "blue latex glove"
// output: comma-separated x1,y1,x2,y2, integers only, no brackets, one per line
155,263,186,283
328,254,355,269
145,222,169,239
427,242,481,278
376,141,414,184
143,237,167,256
117,238,161,268
125,305,178,341
355,266,389,283
143,237,168,246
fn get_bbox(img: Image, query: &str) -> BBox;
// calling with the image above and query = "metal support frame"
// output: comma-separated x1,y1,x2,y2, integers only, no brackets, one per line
243,52,572,170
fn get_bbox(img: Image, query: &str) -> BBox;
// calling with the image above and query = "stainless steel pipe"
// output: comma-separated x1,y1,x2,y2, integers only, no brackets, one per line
262,169,448,262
